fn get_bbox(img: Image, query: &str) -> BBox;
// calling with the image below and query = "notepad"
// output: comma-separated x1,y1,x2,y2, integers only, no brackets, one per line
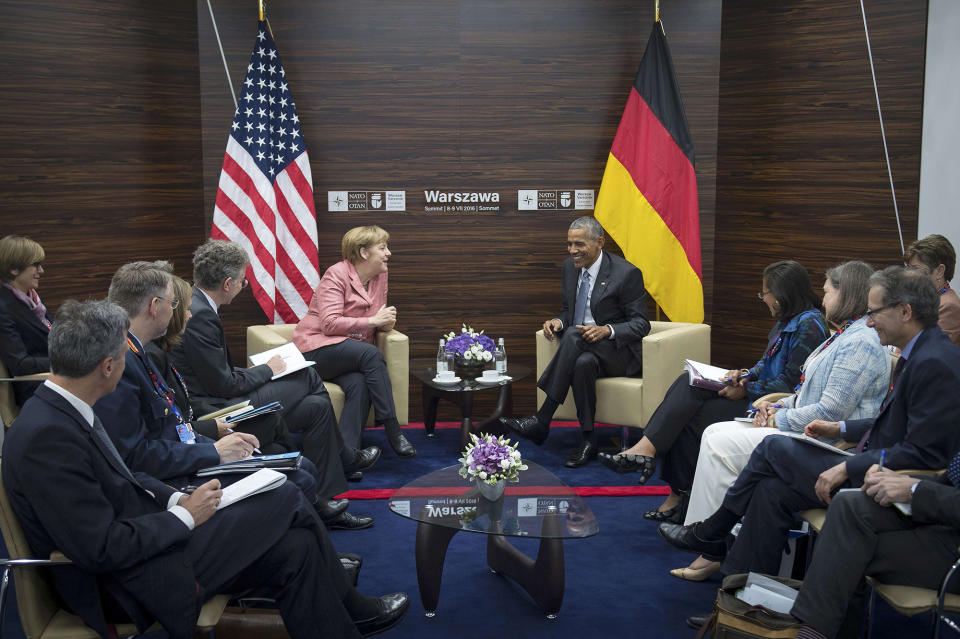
195,451,303,477
685,359,729,392
199,400,251,421
218,468,287,510
249,343,316,380
784,432,853,456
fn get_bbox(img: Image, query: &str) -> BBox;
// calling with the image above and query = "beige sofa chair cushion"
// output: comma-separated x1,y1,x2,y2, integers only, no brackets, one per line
246,325,409,426
535,321,711,430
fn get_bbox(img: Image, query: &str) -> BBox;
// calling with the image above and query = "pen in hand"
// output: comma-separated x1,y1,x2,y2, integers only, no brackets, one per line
877,449,886,472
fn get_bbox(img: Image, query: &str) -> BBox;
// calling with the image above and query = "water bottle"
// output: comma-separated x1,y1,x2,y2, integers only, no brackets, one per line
437,339,447,374
495,338,507,374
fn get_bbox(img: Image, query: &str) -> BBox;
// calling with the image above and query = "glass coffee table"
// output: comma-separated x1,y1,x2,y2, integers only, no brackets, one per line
387,460,598,618
410,358,531,447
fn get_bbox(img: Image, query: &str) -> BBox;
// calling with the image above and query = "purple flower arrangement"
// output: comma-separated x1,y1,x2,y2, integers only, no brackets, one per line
458,433,528,485
444,324,496,363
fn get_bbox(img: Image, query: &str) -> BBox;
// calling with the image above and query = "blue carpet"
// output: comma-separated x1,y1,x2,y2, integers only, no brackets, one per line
0,424,951,637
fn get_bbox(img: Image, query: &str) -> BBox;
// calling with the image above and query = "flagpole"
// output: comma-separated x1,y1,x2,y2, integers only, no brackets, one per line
655,0,660,22
259,0,264,21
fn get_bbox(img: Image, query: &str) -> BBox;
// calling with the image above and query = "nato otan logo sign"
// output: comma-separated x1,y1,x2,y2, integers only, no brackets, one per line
328,191,406,212
517,189,594,211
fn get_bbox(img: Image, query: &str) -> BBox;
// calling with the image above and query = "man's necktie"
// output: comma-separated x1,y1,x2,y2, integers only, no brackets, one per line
855,356,907,454
90,415,140,486
573,271,591,326
947,450,960,488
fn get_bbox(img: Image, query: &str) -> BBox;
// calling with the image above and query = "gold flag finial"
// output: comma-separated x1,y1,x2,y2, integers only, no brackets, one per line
259,0,264,21
655,0,660,22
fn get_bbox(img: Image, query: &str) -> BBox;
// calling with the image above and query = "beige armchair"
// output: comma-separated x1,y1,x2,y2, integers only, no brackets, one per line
246,325,409,426
535,321,711,443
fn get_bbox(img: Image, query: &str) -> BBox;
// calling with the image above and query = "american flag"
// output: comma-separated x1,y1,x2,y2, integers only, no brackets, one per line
211,21,320,323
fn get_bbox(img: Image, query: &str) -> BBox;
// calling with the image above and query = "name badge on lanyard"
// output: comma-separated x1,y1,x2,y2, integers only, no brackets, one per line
175,422,197,445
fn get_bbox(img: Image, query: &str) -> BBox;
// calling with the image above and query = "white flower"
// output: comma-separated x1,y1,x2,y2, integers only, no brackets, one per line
500,459,511,469
479,471,487,479
463,351,472,360
482,351,493,361
461,327,468,333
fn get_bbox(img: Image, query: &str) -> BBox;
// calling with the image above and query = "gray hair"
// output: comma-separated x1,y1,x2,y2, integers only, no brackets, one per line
107,261,172,317
569,216,605,241
49,300,129,378
869,265,940,328
193,240,249,290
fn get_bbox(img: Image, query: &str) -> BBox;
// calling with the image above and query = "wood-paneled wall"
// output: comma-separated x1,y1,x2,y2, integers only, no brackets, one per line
196,0,722,419
0,0,206,303
710,0,927,366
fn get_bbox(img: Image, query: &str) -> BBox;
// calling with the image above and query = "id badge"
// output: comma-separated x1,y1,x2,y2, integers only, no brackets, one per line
175,422,197,445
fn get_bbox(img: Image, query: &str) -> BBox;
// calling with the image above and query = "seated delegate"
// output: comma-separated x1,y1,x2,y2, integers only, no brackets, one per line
903,233,960,345
599,260,828,523
292,225,415,458
671,261,888,582
0,235,52,406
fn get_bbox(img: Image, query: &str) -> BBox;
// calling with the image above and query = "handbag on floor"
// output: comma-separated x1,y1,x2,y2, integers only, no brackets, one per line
695,573,804,639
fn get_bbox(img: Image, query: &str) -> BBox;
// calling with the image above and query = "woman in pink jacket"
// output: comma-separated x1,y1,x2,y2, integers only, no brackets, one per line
293,226,416,458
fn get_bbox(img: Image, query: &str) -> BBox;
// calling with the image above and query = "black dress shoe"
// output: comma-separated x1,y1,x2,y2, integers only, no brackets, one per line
317,498,350,521
337,551,363,567
686,613,712,630
499,416,548,445
657,522,727,560
346,471,364,482
387,431,417,457
326,511,375,530
564,440,598,468
344,446,382,473
355,592,410,637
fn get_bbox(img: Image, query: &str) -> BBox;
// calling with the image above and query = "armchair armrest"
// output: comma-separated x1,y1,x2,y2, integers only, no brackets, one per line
640,321,711,425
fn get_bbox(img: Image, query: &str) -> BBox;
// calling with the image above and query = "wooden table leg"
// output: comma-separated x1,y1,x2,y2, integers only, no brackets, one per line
415,521,459,616
485,510,565,617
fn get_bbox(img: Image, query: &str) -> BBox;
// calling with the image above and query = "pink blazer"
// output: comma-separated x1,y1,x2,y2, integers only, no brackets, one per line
293,259,388,353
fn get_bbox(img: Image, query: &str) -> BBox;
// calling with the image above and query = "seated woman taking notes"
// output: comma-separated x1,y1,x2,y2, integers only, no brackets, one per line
599,260,828,524
293,225,415,458
671,260,889,582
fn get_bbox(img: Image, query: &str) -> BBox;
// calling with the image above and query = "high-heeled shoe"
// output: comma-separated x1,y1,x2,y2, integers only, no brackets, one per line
669,561,721,582
598,452,657,484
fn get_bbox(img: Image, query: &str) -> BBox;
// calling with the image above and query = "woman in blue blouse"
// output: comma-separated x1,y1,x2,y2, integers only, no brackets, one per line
600,260,828,523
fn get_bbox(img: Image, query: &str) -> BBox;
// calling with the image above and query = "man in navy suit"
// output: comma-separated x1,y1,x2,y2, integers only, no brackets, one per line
660,266,960,577
2,300,408,639
502,216,650,467
171,240,381,490
95,261,372,529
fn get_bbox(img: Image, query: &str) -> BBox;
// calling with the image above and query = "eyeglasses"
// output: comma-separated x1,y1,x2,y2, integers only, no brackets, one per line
756,290,771,300
156,296,180,309
865,301,901,320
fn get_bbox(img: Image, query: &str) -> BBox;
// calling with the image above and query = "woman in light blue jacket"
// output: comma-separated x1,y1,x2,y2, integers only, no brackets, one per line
671,261,889,581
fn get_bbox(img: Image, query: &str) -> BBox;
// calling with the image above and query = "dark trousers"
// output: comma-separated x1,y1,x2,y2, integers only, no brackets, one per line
187,482,361,639
721,436,845,575
247,367,347,499
644,373,749,492
537,329,640,434
791,490,960,638
306,340,396,449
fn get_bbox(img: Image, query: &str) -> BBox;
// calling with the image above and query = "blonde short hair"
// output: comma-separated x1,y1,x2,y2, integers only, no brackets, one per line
0,235,45,282
341,226,390,263
154,274,192,352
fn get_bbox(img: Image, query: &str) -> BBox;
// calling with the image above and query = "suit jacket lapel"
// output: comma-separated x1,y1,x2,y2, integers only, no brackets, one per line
37,386,137,484
590,253,612,309
5,289,50,338
192,287,232,367
347,262,373,304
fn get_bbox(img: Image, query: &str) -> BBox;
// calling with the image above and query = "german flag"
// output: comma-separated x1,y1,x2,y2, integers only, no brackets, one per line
594,22,702,323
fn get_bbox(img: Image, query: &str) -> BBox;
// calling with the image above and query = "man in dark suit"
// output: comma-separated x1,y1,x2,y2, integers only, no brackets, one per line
2,300,408,639
660,266,960,575
502,216,650,467
171,240,379,487
95,261,370,529
785,463,960,639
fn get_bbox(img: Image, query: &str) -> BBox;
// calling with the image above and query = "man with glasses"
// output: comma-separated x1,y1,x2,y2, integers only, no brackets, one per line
171,241,378,530
904,233,960,345
661,266,960,581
